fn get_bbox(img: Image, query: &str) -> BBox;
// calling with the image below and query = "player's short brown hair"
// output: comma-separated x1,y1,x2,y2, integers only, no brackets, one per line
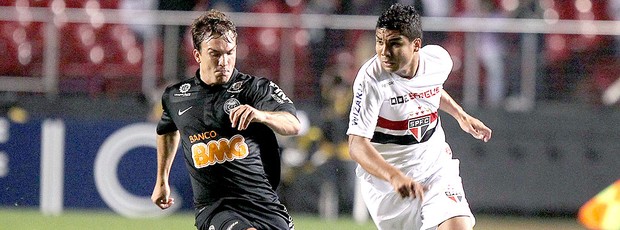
191,9,237,50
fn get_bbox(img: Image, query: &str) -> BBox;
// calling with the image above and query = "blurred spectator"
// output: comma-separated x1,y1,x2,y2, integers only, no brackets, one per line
119,0,158,43
304,0,345,104
233,0,312,101
278,52,357,217
540,0,613,102
207,0,247,12
157,0,201,82
608,0,620,56
454,0,507,108
504,0,546,108
317,69,357,217
419,0,453,18
478,0,507,108
319,64,353,150
399,0,452,45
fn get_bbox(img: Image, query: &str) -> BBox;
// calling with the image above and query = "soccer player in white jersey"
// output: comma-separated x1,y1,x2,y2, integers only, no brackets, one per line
347,3,492,230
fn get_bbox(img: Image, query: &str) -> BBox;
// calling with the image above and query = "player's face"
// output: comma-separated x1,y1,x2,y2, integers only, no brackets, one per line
194,32,237,85
375,28,421,77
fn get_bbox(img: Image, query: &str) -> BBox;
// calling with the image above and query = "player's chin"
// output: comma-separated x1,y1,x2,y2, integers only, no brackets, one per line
214,73,231,84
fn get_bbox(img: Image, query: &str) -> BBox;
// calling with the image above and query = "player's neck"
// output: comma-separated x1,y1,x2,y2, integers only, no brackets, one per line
398,55,420,79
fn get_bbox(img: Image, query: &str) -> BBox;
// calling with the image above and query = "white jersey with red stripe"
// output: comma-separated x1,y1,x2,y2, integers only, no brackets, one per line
347,45,453,183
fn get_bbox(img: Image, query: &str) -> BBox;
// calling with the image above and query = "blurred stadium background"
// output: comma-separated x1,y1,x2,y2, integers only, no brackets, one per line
1,0,619,229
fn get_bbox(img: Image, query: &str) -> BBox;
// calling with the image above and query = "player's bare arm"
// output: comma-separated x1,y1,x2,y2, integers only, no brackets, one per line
348,134,425,199
151,131,180,210
229,104,300,136
438,89,492,142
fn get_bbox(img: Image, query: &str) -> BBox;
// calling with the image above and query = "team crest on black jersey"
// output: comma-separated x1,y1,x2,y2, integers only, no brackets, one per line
174,83,192,97
223,98,241,114
227,81,244,93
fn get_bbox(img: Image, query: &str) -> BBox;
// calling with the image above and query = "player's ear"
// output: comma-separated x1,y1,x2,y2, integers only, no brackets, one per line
193,49,201,63
412,38,421,52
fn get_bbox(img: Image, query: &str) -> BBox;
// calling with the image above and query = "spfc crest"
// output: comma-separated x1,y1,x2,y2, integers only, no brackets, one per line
445,185,464,203
408,113,438,141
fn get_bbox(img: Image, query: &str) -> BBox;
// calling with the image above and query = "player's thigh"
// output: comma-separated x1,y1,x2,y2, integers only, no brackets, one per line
437,216,473,230
200,209,255,230
360,178,421,229
420,160,475,229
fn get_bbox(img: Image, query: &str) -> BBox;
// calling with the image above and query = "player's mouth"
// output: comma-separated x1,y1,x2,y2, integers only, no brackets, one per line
382,61,396,68
215,68,229,74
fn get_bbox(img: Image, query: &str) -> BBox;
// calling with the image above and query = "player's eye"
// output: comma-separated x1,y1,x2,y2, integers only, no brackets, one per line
208,52,221,58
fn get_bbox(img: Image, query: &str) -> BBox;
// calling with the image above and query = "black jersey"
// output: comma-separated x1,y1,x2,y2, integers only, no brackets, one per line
157,69,296,226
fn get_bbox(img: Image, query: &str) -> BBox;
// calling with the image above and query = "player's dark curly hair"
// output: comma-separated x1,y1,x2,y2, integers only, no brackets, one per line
191,9,237,50
376,3,422,41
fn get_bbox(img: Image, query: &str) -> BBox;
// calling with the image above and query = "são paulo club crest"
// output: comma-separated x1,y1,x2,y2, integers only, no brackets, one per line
445,184,464,203
408,113,438,142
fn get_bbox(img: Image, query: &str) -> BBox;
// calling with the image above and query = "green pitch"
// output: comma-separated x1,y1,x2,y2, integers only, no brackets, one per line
0,208,584,230
0,208,376,230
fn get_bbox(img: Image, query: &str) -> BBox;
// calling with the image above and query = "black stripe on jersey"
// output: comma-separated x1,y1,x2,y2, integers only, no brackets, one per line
370,126,436,145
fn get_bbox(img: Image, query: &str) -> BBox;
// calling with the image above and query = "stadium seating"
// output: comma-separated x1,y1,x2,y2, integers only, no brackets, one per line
0,0,145,96
97,24,144,96
0,19,45,77
1,0,618,103
542,0,617,102
219,0,314,100
0,22,21,76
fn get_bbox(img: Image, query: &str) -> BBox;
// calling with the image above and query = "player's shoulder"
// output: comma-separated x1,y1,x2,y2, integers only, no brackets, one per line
357,55,385,82
160,78,200,104
420,45,451,62
231,70,255,81
420,45,453,71
231,70,271,90
164,78,196,93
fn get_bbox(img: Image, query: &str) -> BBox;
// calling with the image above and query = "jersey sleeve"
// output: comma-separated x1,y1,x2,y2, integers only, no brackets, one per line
247,78,297,116
156,88,178,135
346,66,382,139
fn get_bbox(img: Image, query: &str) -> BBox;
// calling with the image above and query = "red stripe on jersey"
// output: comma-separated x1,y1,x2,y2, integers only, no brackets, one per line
377,117,408,130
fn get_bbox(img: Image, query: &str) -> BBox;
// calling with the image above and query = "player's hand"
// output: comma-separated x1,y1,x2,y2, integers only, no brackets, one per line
151,183,175,210
458,114,492,142
390,174,426,199
229,105,266,130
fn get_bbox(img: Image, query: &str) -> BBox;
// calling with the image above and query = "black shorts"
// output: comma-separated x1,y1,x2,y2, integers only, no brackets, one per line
199,209,253,230
196,206,293,230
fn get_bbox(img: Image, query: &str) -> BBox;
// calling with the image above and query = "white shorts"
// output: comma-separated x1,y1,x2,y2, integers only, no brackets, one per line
359,159,475,230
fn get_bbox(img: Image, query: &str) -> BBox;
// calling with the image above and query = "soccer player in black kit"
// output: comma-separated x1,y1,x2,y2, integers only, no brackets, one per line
151,10,300,230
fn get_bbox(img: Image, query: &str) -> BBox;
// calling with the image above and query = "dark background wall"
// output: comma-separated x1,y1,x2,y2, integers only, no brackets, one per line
442,103,620,215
